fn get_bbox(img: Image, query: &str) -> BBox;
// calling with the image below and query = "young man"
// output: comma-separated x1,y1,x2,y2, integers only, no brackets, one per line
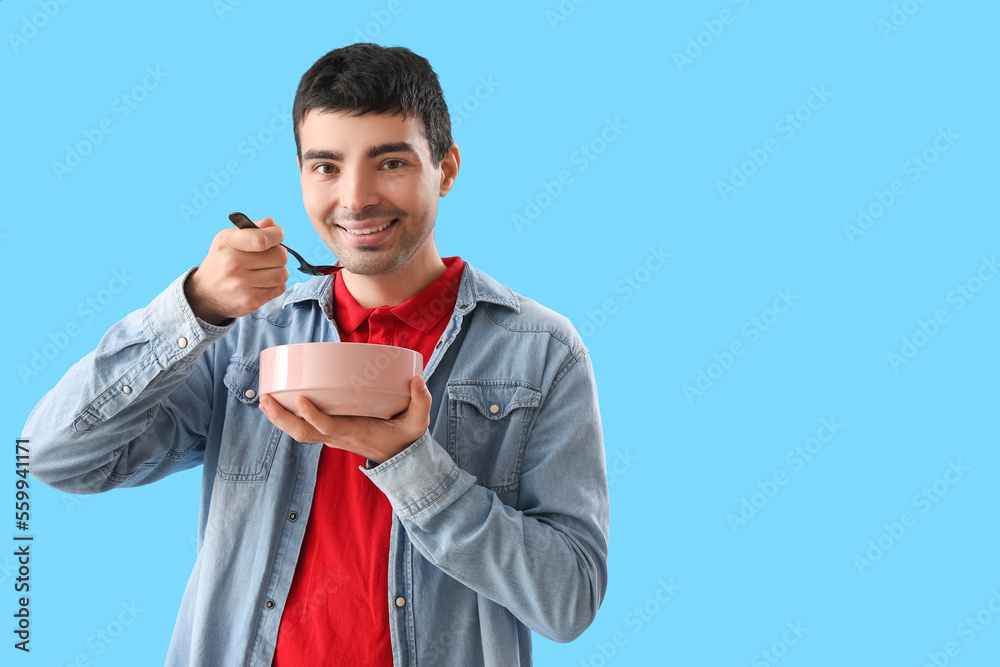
25,44,609,666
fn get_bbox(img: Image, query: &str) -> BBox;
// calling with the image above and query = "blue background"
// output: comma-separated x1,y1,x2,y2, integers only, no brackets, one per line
3,1,999,665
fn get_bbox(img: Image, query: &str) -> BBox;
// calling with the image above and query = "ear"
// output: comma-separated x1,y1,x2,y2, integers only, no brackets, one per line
438,143,461,196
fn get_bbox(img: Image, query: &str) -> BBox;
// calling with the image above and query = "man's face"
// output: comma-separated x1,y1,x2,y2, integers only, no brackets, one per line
297,110,455,276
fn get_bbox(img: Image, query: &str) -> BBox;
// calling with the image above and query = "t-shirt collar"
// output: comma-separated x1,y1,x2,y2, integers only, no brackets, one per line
332,256,465,335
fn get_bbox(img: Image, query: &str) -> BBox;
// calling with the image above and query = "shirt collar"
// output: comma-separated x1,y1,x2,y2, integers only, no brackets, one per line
387,256,466,333
279,259,521,318
332,273,372,335
456,262,520,313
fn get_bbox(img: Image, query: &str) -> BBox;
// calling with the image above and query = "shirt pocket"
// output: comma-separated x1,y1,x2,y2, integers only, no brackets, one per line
446,380,542,493
217,357,282,482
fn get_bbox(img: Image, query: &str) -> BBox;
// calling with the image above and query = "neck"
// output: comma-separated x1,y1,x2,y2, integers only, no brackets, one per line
340,247,447,308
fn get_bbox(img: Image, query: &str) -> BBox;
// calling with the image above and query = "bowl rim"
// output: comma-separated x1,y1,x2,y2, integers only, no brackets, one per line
261,341,421,354
263,386,409,395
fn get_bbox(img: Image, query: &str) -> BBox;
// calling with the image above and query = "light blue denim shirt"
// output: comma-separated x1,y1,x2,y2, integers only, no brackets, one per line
24,262,609,666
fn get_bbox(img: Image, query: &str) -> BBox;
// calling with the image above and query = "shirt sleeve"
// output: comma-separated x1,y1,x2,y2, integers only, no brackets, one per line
23,268,232,494
362,349,610,643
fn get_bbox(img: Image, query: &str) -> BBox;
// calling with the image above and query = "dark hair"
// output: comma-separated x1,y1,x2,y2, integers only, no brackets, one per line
293,43,452,165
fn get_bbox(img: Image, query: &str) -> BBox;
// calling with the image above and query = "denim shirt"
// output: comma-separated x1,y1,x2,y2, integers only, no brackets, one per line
24,262,610,666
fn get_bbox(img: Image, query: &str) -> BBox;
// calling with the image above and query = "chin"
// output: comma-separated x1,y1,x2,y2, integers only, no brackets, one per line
337,253,408,277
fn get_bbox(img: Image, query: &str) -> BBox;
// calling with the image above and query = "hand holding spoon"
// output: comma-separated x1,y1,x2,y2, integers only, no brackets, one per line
229,212,341,276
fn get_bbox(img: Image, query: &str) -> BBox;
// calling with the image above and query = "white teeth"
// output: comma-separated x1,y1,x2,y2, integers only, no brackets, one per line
344,221,392,235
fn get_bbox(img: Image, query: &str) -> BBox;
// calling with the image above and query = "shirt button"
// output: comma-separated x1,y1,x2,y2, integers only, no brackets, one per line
489,404,500,415
122,385,132,394
435,340,443,349
245,389,256,400
178,337,188,349
289,512,298,522
395,597,406,608
265,599,275,609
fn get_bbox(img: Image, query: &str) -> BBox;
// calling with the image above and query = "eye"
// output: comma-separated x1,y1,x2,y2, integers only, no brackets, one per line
314,163,338,175
382,159,405,170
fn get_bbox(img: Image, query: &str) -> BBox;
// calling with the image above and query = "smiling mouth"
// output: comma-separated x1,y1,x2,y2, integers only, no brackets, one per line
339,219,397,235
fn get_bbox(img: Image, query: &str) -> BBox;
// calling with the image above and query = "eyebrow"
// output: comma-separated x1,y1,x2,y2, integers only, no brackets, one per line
301,142,419,163
367,141,418,159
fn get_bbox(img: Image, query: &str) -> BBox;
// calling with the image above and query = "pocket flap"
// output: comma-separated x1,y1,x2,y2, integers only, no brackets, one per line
447,381,541,420
223,358,260,405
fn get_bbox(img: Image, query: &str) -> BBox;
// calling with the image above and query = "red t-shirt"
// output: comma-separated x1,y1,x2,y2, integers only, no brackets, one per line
273,257,464,666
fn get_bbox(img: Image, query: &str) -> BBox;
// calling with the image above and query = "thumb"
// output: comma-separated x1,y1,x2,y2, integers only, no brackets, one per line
254,217,285,249
408,374,432,418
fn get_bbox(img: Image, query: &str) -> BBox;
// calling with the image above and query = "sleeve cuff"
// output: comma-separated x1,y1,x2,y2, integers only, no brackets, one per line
361,432,474,520
143,268,233,370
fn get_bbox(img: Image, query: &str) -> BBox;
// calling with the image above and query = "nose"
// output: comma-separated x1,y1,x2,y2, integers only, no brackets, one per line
338,168,379,213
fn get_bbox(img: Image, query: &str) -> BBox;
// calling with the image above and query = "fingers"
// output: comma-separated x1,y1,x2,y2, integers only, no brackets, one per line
259,382,433,464
259,395,326,443
237,244,288,268
260,395,365,450
243,265,289,289
185,215,289,323
293,395,342,435
225,217,284,253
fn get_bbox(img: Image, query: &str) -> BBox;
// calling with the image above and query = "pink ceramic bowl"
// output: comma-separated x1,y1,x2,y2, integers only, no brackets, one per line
259,342,423,419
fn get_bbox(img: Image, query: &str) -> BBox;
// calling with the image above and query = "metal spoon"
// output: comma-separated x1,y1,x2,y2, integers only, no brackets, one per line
229,212,341,276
